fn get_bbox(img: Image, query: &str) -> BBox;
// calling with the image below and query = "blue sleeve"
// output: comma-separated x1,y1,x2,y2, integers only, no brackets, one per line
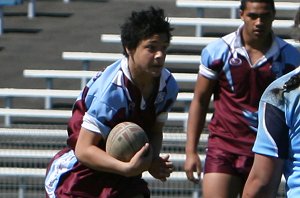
200,39,228,79
253,102,289,159
166,75,179,112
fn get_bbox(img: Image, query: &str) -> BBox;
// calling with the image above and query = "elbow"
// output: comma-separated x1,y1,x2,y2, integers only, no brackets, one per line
74,144,88,163
74,146,83,161
243,178,272,198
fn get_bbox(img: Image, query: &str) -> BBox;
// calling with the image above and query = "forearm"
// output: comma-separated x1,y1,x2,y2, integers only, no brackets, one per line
186,99,208,154
243,154,284,198
243,178,278,198
186,75,214,154
76,144,128,175
75,127,129,176
149,122,163,158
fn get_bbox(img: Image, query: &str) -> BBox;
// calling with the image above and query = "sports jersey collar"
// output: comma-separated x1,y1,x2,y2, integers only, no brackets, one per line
224,25,285,68
121,57,131,82
231,24,277,50
117,57,170,105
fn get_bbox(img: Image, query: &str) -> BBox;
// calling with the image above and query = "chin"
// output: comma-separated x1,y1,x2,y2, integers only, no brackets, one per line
150,70,162,77
253,30,267,37
152,72,161,78
149,67,162,76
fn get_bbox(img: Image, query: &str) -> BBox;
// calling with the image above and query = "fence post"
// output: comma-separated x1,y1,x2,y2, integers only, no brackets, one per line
18,177,25,198
0,6,3,35
4,97,12,127
28,0,36,19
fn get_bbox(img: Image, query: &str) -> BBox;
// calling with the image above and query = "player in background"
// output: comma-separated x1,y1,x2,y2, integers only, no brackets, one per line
184,0,300,197
243,7,300,198
45,6,178,198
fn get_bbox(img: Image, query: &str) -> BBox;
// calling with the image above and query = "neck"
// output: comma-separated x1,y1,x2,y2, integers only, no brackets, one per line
128,66,158,100
242,31,272,53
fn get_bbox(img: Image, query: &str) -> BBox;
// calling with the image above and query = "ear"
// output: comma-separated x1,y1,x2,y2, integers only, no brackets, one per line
240,10,244,21
125,47,132,56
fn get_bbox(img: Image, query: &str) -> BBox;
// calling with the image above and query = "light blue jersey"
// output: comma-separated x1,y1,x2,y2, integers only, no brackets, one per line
45,57,179,197
253,66,300,197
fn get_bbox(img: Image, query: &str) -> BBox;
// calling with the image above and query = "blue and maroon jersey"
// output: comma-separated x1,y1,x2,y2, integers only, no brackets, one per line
200,25,300,157
67,58,178,149
45,58,178,198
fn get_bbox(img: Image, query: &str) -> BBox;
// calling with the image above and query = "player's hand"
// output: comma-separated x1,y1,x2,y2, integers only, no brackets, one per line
149,154,174,182
126,143,153,177
184,152,201,184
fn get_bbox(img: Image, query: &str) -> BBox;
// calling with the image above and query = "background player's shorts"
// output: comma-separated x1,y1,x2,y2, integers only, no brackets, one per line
204,146,254,181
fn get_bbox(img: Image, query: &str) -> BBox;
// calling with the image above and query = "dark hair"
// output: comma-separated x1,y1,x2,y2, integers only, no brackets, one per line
120,6,173,57
240,0,275,13
283,74,300,92
271,74,300,102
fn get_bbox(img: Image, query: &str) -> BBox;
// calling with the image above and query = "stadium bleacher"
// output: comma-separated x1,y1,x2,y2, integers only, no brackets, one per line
0,0,297,197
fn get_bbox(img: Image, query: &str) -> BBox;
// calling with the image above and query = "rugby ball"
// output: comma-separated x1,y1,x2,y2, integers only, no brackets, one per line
106,122,149,162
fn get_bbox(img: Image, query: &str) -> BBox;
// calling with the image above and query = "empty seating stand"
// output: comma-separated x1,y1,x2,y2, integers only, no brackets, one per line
27,0,70,19
168,17,295,36
0,0,23,35
0,0,70,25
174,0,299,36
101,34,300,49
176,0,300,19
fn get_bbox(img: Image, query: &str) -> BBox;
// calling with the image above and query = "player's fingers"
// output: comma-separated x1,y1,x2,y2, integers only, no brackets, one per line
185,170,193,180
165,161,173,166
161,154,170,161
139,143,151,156
197,168,201,180
186,171,199,184
161,166,173,174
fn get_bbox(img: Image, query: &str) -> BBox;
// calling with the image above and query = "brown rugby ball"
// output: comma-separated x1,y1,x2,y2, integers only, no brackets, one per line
106,122,149,162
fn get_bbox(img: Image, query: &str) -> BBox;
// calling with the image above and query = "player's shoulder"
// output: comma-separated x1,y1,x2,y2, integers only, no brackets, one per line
87,60,123,96
202,31,235,57
275,36,300,54
204,37,228,52
267,36,300,68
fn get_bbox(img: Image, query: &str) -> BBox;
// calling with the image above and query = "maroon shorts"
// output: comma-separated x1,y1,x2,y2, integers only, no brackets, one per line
204,145,254,181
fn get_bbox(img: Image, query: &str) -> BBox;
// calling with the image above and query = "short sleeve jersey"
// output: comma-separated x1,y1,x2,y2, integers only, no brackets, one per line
67,57,179,149
45,58,179,197
200,25,300,156
253,66,300,198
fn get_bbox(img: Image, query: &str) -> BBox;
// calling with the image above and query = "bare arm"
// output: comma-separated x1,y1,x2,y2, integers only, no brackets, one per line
148,121,174,181
184,74,216,183
149,121,164,158
243,154,284,198
75,127,153,177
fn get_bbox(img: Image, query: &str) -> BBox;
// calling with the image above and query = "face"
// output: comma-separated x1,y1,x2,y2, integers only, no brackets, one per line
127,33,169,78
240,1,275,40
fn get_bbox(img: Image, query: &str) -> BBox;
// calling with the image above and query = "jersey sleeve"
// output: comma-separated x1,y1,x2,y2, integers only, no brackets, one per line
165,75,179,112
253,102,289,159
199,39,227,80
82,94,119,139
